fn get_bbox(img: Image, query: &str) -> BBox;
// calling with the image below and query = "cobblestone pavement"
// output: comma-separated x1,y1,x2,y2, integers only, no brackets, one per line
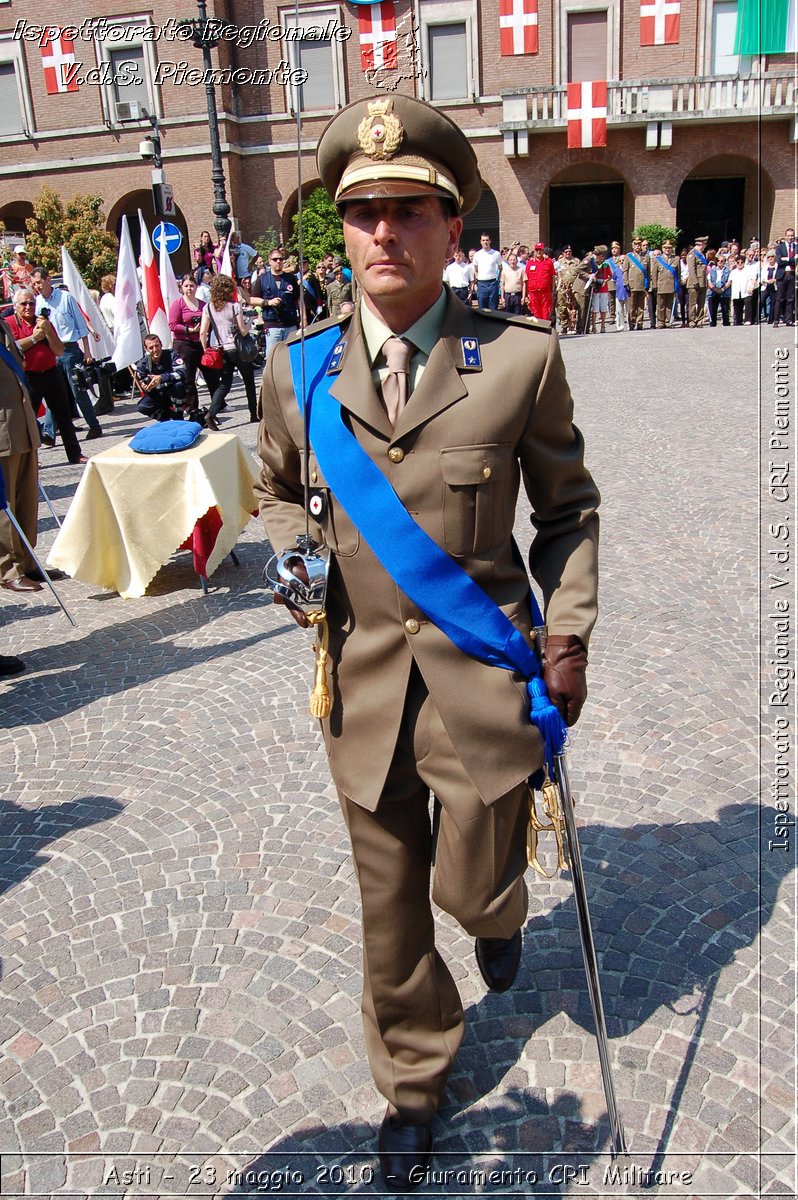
0,326,795,1199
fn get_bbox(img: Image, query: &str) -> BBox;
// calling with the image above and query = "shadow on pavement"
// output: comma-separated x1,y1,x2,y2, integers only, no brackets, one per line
0,794,124,900
228,1091,587,1195
1,589,297,729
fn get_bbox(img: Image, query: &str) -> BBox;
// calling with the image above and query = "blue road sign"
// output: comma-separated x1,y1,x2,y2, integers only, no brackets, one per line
152,221,182,255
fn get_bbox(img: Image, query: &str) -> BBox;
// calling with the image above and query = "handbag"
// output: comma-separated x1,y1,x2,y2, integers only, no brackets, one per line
232,328,258,363
200,346,223,370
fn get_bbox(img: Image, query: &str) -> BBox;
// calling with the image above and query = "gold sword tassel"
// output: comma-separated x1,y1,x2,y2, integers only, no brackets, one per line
306,610,332,719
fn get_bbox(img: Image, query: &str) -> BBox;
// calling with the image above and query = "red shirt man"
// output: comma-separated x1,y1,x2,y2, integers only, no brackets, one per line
524,242,555,320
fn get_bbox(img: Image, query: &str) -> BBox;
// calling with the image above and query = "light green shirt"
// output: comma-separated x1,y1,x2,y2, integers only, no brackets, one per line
359,289,447,396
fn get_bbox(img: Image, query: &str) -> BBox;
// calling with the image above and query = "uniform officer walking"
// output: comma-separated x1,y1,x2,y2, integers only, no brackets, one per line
256,95,599,1192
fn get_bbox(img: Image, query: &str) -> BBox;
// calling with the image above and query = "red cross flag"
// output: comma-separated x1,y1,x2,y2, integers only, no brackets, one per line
358,3,398,71
41,29,79,95
138,211,171,348
566,81,608,148
500,0,539,55
640,0,681,44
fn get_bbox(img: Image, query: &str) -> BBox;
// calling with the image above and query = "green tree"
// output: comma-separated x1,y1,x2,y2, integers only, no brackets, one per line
24,186,118,287
288,187,347,267
253,226,282,263
632,222,683,250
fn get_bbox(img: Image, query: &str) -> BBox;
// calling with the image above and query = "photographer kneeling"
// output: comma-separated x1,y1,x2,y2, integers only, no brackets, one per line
134,335,187,422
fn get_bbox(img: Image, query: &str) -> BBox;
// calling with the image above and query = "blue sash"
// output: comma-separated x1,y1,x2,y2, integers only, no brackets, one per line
659,258,680,285
287,328,568,772
627,253,649,289
694,250,708,266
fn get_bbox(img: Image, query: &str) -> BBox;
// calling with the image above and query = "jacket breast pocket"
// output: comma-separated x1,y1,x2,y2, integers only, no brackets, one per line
440,444,512,557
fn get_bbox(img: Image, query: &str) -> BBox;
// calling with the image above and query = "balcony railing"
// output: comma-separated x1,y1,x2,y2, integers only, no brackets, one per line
500,70,796,128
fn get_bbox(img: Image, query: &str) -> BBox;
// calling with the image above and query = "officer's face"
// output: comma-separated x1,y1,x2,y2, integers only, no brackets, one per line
343,195,461,325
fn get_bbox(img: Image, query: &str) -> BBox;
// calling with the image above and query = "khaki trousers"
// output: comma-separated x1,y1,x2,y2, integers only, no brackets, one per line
0,450,38,582
656,292,677,328
688,286,707,327
339,665,529,1122
628,290,647,330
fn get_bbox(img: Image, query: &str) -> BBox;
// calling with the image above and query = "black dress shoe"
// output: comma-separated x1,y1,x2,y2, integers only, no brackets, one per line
378,1109,433,1192
25,567,67,582
475,929,523,992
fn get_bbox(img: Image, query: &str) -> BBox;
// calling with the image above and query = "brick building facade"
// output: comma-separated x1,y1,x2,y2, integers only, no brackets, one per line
0,1,794,267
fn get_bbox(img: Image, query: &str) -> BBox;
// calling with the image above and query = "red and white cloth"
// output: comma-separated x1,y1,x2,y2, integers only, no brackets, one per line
358,3,398,71
640,0,680,45
41,29,79,95
499,0,539,55
138,211,171,348
566,81,608,149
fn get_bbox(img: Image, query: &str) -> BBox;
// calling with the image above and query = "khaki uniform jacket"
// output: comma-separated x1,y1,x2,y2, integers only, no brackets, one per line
687,250,709,288
256,291,599,812
0,318,39,457
623,252,649,292
557,259,580,295
650,253,680,295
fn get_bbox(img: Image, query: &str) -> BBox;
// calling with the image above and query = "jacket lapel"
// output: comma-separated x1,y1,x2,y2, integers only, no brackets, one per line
328,308,394,439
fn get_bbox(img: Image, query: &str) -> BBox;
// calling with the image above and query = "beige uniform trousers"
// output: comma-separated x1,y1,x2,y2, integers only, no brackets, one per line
628,291,647,330
688,287,707,327
339,663,529,1122
0,450,38,582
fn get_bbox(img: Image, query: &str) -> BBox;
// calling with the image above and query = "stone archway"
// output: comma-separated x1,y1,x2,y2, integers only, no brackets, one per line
106,191,191,274
462,185,500,252
0,200,35,244
677,155,775,248
544,163,631,258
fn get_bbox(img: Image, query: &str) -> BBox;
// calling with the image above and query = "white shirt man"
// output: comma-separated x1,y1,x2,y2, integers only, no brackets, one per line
472,234,503,310
443,250,474,304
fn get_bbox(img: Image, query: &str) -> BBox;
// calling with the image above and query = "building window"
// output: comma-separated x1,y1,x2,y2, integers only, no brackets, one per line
567,11,608,80
94,17,160,124
0,37,33,137
282,6,345,114
558,1,617,84
419,0,478,101
711,0,751,72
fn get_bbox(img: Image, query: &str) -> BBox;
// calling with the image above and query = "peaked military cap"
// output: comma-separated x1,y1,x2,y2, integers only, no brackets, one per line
317,94,483,215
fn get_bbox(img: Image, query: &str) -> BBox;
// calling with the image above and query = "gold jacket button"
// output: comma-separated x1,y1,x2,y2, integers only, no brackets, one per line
482,466,492,479
388,446,405,463
404,618,420,634
310,471,318,483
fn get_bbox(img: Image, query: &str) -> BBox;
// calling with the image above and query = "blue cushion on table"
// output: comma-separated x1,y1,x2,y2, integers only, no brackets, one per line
129,421,203,454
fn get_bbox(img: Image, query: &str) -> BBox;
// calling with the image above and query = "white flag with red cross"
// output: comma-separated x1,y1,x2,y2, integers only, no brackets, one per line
640,0,681,45
500,0,539,55
358,3,398,70
566,81,608,149
41,29,79,95
138,211,171,348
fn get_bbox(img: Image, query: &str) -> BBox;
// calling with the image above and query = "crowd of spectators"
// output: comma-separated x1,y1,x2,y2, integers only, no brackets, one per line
443,228,797,334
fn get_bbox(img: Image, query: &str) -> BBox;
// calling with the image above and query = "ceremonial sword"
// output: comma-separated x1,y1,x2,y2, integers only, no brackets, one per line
528,627,628,1159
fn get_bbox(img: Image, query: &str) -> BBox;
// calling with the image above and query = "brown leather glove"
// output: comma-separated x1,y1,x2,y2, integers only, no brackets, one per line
543,634,588,726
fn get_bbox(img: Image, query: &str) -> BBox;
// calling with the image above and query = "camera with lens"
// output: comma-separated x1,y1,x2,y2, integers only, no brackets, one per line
39,306,50,320
70,356,117,390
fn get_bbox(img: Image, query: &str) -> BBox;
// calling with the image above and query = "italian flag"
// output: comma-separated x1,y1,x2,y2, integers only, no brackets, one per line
734,0,798,53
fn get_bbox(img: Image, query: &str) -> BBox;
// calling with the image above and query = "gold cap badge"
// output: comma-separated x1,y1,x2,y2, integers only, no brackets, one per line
357,100,403,160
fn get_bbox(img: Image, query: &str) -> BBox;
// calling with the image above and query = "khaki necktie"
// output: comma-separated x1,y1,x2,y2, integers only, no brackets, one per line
381,336,412,426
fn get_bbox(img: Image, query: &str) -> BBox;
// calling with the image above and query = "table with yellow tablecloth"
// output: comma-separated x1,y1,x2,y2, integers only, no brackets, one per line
48,431,259,598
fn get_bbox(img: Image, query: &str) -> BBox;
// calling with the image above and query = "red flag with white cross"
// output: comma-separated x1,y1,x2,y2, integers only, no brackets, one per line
640,0,681,45
566,81,608,148
41,29,79,95
358,3,398,71
500,0,539,55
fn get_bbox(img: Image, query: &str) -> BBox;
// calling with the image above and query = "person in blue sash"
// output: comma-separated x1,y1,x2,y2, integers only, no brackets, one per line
686,236,710,327
255,94,600,1192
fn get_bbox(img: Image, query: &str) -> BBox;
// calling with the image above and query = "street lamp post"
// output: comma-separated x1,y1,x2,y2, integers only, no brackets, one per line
178,0,232,244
